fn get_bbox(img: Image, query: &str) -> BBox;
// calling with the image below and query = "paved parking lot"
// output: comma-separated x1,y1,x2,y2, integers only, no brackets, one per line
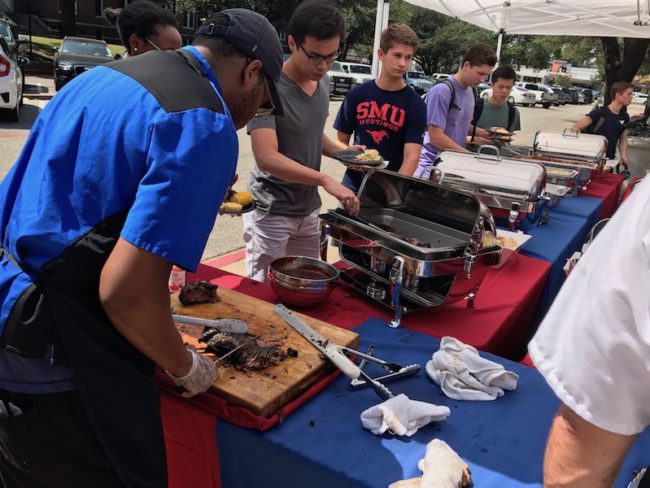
0,81,643,261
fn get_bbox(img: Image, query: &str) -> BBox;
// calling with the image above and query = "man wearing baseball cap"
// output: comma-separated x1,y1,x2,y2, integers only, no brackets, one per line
0,8,281,487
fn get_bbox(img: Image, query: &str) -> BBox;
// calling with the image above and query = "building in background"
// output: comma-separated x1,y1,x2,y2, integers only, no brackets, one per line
5,1,197,43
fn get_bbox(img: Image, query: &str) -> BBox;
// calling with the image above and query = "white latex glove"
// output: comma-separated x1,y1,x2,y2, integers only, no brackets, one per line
390,439,472,488
169,348,219,397
360,393,450,437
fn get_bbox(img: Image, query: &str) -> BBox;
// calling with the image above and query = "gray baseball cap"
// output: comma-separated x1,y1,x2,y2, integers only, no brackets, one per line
195,9,284,116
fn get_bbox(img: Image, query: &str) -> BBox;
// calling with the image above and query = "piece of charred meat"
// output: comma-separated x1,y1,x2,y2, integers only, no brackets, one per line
179,281,219,306
199,330,287,372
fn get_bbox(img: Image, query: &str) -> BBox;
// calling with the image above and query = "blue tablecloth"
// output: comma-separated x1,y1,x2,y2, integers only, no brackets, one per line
216,318,650,487
518,195,603,324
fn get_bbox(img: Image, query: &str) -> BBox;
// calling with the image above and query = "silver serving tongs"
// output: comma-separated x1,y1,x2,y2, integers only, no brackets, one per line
345,345,421,390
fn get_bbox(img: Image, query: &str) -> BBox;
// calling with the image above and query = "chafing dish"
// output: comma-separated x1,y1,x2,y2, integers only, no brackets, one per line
319,170,501,326
530,129,607,190
431,147,548,230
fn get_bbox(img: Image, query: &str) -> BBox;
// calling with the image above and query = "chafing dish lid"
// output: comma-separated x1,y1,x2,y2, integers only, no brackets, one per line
435,148,546,199
533,129,607,160
357,169,482,237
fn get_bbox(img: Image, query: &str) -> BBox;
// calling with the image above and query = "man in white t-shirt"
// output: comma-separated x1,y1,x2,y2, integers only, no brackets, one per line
528,177,650,487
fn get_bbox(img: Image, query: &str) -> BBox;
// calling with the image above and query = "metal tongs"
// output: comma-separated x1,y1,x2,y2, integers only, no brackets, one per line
273,304,420,400
347,345,420,390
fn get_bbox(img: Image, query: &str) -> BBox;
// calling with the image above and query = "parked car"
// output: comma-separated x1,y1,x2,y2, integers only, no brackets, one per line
327,61,354,96
550,86,572,105
53,37,114,91
580,88,593,104
545,87,563,106
405,71,434,95
0,18,20,54
515,82,557,109
0,37,27,121
477,82,490,93
480,85,536,107
431,73,451,82
568,87,585,104
336,61,373,90
632,91,649,104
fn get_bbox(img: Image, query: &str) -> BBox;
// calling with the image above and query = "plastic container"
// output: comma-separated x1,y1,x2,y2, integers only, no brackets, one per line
168,266,186,293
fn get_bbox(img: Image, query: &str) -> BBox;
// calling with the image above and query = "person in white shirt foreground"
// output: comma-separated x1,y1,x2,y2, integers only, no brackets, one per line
528,177,650,487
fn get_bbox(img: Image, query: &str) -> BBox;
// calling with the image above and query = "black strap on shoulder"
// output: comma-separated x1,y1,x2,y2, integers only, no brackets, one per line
507,100,516,131
587,107,606,134
470,98,484,142
442,79,459,112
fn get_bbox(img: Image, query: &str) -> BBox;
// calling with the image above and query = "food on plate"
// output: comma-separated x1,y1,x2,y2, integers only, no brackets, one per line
496,235,519,250
199,330,288,372
355,149,381,162
492,127,510,135
179,281,219,306
221,201,243,212
231,191,253,206
220,189,254,213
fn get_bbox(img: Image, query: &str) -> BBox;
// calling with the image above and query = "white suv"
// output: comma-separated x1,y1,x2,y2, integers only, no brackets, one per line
515,82,558,109
0,35,26,122
338,61,373,90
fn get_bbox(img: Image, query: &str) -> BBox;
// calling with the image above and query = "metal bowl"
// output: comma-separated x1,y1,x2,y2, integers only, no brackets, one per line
268,256,339,308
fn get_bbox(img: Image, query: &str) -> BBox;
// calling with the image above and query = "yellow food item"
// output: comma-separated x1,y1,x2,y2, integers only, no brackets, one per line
221,202,243,212
355,149,381,162
497,236,519,250
231,191,253,206
481,231,497,248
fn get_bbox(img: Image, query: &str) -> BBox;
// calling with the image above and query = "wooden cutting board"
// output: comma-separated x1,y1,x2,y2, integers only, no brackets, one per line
172,288,359,418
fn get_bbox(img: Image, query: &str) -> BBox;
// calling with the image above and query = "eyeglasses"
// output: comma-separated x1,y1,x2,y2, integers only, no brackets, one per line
297,44,339,65
255,73,277,117
144,38,162,51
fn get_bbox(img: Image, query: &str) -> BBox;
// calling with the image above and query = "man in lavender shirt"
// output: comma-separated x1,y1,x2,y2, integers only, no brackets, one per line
416,43,497,180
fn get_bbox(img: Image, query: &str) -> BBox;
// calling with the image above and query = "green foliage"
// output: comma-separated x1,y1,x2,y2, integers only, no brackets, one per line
554,75,573,87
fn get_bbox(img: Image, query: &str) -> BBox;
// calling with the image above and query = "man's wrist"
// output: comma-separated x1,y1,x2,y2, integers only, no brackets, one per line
167,348,194,379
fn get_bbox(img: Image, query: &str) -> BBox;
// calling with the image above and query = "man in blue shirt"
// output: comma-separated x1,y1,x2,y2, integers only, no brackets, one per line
334,23,426,193
0,9,283,487
572,81,633,162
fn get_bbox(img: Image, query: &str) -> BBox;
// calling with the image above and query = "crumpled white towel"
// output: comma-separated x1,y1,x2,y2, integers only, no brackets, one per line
425,337,518,401
389,439,472,488
360,393,450,437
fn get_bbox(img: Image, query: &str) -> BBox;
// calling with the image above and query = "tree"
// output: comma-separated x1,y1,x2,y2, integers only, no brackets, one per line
555,75,573,87
601,37,650,104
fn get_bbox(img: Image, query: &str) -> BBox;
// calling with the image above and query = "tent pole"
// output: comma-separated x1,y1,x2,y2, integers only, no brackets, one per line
371,0,391,78
495,29,504,67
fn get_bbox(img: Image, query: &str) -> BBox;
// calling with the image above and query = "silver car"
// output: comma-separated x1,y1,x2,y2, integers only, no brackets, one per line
0,32,27,122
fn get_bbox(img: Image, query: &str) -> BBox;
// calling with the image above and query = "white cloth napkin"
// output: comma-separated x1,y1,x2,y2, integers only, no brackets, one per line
389,439,472,488
425,337,518,401
360,393,450,437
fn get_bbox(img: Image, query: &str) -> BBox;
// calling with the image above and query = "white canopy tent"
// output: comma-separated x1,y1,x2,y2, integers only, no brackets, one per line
371,0,650,74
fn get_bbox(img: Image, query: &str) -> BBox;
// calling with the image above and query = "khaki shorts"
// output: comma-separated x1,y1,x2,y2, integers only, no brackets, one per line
243,208,320,283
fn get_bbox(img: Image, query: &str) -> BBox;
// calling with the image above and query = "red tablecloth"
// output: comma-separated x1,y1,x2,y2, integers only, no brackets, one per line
188,252,551,361
161,390,222,487
581,173,624,219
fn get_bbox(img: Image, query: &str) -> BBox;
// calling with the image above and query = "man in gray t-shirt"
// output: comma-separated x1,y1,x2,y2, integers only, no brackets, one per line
244,1,360,282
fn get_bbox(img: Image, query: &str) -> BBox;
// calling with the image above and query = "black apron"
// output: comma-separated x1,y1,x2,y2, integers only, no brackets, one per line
1,210,167,487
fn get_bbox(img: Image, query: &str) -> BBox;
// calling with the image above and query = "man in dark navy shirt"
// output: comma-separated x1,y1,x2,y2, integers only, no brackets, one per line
572,81,633,162
0,9,283,487
334,24,426,193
